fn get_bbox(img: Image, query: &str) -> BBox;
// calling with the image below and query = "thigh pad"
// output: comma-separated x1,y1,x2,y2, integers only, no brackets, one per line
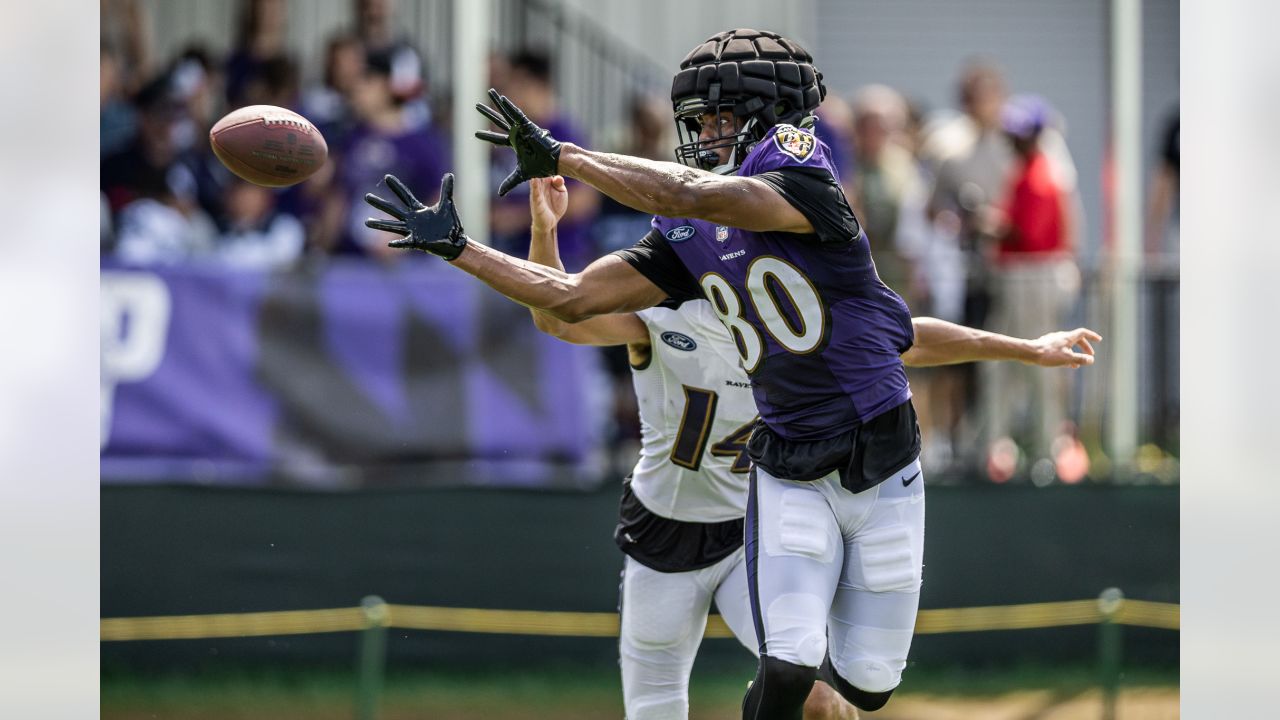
765,487,837,563
853,524,920,593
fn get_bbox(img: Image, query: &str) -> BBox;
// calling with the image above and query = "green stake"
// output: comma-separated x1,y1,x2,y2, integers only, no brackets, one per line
356,595,389,720
1097,587,1125,720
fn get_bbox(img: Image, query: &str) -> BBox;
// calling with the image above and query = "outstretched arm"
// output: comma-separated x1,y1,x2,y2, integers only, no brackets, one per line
475,89,811,234
902,317,1101,369
557,146,812,234
524,176,649,346
365,172,668,322
452,242,666,323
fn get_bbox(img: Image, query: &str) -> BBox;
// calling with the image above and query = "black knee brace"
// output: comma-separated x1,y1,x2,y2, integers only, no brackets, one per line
819,655,895,712
742,655,817,720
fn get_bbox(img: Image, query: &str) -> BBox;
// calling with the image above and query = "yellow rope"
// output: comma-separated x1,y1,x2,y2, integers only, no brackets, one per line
386,605,621,637
1114,599,1180,630
100,607,366,641
916,600,1103,633
101,598,1179,642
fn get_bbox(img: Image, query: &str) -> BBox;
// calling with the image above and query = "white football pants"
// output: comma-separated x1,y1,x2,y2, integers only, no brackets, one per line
619,548,757,720
745,458,925,694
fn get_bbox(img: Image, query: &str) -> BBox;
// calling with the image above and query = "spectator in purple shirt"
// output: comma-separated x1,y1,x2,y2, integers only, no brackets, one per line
813,93,856,184
489,49,601,271
301,33,366,152
224,0,290,108
353,0,431,128
319,47,449,258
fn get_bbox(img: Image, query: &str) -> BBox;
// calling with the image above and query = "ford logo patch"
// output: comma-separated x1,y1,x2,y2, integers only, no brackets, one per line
665,225,696,242
660,331,697,351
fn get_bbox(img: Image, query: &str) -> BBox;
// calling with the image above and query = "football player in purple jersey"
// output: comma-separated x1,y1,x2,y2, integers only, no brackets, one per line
521,175,1097,720
364,29,1101,719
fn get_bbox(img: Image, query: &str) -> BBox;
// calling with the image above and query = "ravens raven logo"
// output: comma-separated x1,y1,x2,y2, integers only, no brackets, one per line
773,125,816,162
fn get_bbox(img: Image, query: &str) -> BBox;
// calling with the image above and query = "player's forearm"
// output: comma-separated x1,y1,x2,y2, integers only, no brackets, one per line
903,317,1039,367
558,143,727,220
525,226,572,335
528,226,565,272
451,238,590,322
452,239,661,323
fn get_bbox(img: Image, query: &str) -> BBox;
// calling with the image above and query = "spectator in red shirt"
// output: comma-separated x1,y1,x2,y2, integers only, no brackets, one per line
996,96,1074,260
979,95,1083,480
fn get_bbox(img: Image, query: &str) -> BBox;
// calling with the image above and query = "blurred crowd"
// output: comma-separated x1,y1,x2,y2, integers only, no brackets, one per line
100,0,1179,481
100,0,615,271
101,0,446,267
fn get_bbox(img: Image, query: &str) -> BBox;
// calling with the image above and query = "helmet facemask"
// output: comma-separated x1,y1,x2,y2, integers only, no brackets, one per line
673,94,764,174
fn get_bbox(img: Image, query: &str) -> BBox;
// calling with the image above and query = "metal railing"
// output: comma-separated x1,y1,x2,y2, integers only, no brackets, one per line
403,0,669,147
494,0,671,146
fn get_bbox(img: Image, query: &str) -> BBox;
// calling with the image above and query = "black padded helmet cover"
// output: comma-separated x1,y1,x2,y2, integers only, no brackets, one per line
670,29,826,170
671,29,826,128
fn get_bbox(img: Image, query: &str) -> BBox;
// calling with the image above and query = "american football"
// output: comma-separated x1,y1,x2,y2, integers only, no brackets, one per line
209,105,327,187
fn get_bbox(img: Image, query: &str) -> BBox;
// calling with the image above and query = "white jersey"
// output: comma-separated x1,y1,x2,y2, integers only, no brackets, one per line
629,301,759,523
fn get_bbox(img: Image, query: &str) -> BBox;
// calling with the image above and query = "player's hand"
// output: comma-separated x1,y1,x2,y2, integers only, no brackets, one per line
1027,328,1102,369
529,176,568,235
364,173,468,260
475,88,561,197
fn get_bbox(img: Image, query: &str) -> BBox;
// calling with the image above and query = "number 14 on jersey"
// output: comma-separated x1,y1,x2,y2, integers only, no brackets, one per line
669,386,755,473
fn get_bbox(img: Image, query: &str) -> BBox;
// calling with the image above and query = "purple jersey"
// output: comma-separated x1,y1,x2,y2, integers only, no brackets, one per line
643,124,914,442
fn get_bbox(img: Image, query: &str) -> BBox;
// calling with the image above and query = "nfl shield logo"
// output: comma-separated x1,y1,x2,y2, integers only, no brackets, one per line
716,226,729,242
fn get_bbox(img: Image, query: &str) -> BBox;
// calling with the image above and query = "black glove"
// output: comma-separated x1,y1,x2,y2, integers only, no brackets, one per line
475,88,561,196
364,173,468,261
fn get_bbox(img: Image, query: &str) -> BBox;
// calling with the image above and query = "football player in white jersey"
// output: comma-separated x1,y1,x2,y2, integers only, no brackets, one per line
522,176,1100,720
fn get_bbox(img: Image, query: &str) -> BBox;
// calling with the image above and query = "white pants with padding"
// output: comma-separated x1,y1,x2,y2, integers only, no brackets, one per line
619,548,757,720
747,459,925,693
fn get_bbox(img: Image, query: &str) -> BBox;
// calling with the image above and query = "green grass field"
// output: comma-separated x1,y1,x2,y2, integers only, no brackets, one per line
102,662,1178,720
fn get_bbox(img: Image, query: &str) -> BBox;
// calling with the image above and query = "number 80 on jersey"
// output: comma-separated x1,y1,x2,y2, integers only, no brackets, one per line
700,256,827,372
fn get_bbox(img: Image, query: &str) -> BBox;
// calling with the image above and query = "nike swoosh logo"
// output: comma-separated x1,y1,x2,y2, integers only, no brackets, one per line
902,470,921,487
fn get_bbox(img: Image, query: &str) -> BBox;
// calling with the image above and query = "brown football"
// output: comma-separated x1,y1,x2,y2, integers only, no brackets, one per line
209,105,328,187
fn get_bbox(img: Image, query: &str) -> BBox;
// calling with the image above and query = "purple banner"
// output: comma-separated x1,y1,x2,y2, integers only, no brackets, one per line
101,260,607,489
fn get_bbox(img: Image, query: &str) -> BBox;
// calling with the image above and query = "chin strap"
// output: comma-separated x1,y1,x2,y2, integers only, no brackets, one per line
709,160,737,175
